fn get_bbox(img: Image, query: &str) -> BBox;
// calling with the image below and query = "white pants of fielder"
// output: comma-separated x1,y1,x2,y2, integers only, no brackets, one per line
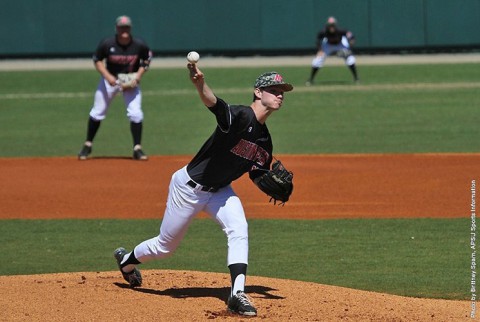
312,36,356,68
133,166,249,266
89,78,144,123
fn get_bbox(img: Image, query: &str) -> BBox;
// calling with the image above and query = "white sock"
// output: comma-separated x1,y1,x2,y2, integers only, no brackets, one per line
122,264,136,273
120,252,136,273
232,274,245,296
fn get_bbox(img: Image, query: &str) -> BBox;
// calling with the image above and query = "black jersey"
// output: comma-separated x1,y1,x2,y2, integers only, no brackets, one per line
317,28,353,45
93,36,152,76
187,97,273,188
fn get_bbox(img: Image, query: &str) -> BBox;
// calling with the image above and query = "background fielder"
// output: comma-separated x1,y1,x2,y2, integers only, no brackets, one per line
113,64,294,317
306,16,359,85
78,15,152,160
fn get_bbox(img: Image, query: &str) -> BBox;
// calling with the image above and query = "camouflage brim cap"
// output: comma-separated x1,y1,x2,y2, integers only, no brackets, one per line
254,71,294,92
116,15,132,27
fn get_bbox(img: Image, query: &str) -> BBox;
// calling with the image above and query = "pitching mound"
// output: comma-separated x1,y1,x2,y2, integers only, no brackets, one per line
1,270,469,321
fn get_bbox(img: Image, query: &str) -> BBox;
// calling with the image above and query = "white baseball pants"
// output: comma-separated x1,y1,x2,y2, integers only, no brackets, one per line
133,166,249,266
89,78,144,123
312,36,356,68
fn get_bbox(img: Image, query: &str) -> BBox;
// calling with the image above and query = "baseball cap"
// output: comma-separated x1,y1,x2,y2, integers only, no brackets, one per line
254,72,293,92
327,16,337,26
116,15,132,27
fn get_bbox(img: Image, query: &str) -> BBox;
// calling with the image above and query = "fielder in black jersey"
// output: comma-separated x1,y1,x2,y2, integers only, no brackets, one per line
113,65,293,317
93,36,150,76
78,15,152,160
306,16,359,85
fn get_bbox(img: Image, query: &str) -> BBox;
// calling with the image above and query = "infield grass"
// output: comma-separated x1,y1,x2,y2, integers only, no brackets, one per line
0,63,479,157
0,218,469,300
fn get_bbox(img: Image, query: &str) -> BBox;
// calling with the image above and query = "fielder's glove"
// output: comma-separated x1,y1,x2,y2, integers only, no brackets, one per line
117,73,139,90
254,160,294,205
336,48,352,58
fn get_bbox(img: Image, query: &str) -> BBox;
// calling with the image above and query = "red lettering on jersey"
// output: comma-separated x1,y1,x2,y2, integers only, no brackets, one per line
108,54,138,66
230,139,269,166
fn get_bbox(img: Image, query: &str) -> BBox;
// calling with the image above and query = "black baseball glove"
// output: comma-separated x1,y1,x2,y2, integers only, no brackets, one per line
254,160,294,205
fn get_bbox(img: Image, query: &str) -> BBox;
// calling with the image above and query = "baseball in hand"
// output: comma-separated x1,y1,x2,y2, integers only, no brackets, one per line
187,51,200,64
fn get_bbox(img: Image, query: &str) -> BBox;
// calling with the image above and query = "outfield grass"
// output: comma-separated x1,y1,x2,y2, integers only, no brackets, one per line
0,63,479,157
0,218,470,300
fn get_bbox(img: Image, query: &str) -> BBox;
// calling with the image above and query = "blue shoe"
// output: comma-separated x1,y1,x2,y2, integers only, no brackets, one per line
227,291,257,316
78,145,92,160
133,148,148,160
113,247,142,288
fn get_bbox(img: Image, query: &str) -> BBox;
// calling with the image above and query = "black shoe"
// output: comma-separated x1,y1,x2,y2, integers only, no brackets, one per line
78,145,92,160
113,247,142,288
227,291,257,316
133,148,148,161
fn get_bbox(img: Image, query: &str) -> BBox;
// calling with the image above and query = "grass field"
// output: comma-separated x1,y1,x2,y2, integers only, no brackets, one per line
0,63,479,156
0,218,470,300
0,62,478,300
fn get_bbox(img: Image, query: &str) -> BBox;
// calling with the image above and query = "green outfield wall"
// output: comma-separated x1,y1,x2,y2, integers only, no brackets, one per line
0,0,479,57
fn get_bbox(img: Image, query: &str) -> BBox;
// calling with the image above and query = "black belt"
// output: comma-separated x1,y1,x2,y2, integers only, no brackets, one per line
187,180,219,193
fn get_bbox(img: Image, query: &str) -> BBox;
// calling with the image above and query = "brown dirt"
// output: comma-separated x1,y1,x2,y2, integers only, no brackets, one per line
0,270,470,322
0,154,477,219
0,154,476,321
1,53,479,71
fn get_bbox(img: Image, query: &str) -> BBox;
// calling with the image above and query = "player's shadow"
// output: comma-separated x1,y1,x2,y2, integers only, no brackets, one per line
88,156,136,161
114,283,285,302
313,80,352,85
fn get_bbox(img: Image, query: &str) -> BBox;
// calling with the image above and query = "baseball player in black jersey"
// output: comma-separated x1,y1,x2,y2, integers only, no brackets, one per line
306,16,359,85
78,15,152,160
113,64,293,317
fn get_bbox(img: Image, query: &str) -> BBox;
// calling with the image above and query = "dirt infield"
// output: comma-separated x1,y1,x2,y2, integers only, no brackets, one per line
1,154,476,321
1,53,479,71
0,154,477,219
